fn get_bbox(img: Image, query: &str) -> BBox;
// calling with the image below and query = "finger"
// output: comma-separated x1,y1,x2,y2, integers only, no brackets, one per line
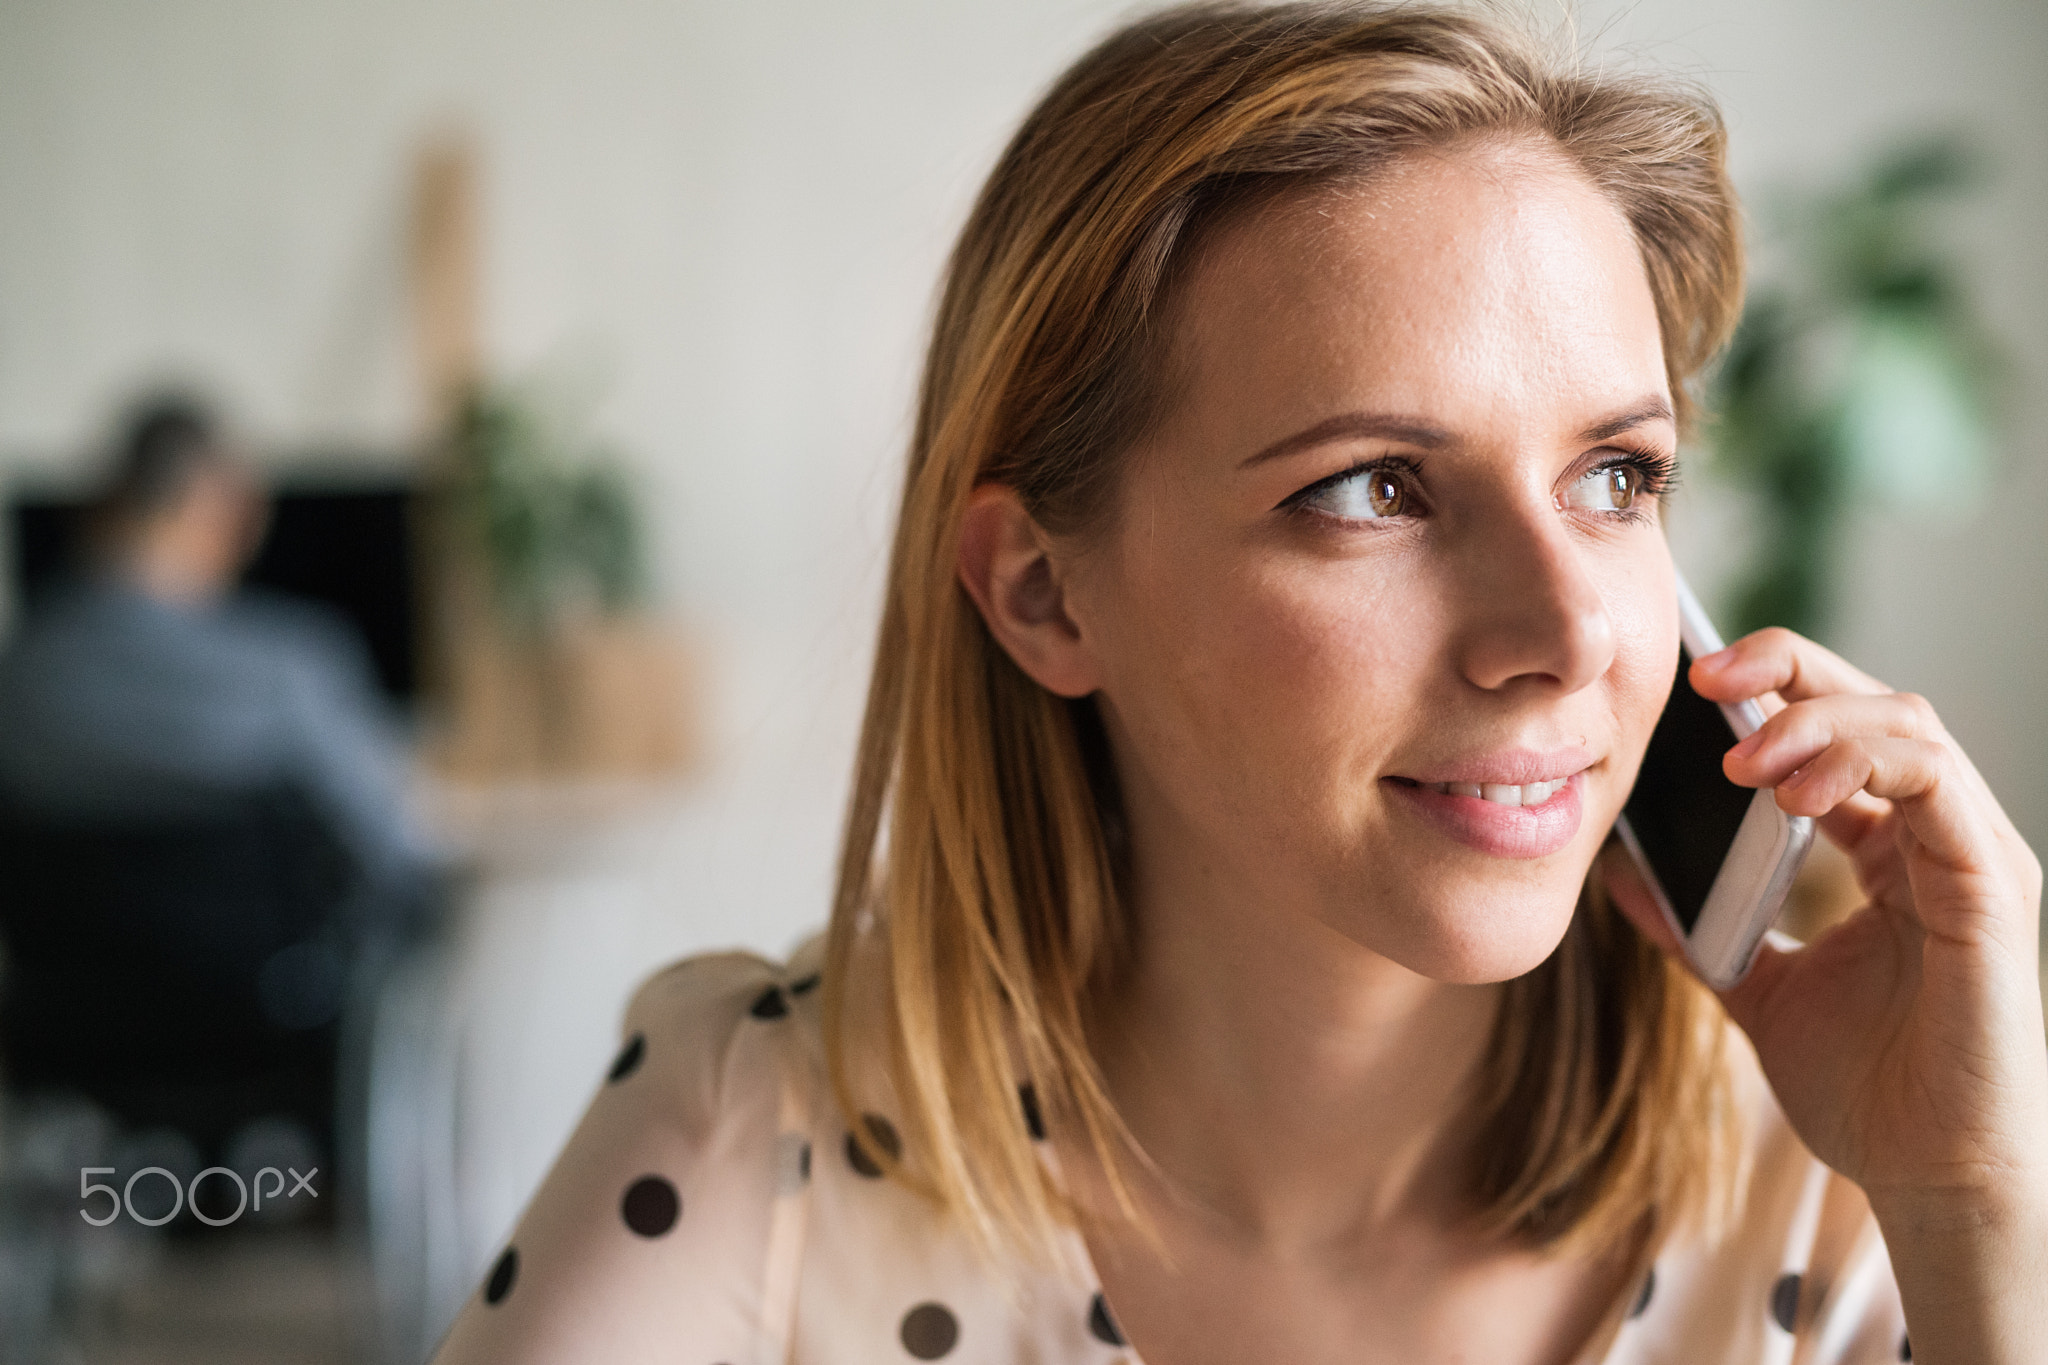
1691,626,1889,707
1774,735,1992,876
1719,693,1934,852
1723,692,1947,789
1823,790,1900,866
1722,688,2017,876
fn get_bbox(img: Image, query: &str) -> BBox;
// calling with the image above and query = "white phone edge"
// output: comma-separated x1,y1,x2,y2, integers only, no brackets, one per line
1613,575,1815,990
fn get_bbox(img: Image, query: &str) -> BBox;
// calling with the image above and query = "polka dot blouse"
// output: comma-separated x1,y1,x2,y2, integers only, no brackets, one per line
429,942,1914,1364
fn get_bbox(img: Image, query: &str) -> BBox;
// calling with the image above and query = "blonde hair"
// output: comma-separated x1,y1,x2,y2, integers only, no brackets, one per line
824,0,1745,1267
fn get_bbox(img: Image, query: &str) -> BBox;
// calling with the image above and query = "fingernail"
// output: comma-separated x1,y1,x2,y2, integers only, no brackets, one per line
1696,647,1732,671
1730,729,1762,757
1780,764,1811,789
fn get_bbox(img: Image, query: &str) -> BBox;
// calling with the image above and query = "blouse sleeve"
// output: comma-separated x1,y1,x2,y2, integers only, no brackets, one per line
429,951,802,1365
1608,1029,1913,1365
1795,1169,1912,1365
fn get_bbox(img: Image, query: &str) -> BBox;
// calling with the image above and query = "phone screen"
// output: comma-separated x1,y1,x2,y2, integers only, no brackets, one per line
1621,645,1756,933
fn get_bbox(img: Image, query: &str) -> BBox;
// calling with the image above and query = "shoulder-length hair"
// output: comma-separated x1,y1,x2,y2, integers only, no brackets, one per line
824,0,1746,1267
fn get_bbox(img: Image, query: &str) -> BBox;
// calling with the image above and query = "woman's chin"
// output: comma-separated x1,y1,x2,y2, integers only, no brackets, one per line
1403,937,1568,985
1336,887,1582,985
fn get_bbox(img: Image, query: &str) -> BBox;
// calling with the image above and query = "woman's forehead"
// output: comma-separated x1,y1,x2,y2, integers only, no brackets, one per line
1157,143,1670,454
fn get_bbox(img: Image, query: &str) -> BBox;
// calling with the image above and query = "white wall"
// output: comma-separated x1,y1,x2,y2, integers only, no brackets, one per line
2,0,2044,960
0,0,1130,963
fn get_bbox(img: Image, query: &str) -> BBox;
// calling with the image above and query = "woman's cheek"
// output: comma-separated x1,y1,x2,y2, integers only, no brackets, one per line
1596,552,1680,801
1210,570,1424,795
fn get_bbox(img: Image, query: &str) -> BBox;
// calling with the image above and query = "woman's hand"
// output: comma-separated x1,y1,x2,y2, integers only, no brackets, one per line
1603,627,2048,1363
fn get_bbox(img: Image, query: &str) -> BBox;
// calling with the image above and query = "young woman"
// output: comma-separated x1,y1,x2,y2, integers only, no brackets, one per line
431,6,2046,1362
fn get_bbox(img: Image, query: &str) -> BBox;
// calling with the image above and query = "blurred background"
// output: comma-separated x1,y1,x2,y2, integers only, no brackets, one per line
0,0,2041,1360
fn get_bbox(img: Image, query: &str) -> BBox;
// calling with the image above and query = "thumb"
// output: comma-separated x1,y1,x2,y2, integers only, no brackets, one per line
1712,929,1805,1037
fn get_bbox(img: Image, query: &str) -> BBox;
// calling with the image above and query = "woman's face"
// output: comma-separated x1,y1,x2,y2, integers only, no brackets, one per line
1064,140,1680,984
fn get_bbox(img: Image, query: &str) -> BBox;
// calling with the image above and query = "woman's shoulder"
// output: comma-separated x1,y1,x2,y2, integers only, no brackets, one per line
591,938,832,1141
430,939,830,1364
618,935,828,1077
434,931,1121,1365
1599,1018,1911,1365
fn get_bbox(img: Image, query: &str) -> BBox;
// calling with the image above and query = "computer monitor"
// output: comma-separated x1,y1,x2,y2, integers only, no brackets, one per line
8,476,422,706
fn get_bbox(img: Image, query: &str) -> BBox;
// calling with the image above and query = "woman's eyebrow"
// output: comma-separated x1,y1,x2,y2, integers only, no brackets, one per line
1577,396,1674,444
1238,412,1452,470
1238,396,1675,472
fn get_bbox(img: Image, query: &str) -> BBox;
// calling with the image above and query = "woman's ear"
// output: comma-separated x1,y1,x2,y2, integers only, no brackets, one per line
956,483,1102,699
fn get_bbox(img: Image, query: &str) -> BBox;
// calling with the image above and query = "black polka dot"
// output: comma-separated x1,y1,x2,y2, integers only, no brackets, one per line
1087,1292,1125,1346
607,1033,645,1082
1628,1266,1655,1319
483,1247,517,1305
800,1142,812,1180
789,971,821,996
750,985,789,1019
1899,1333,1911,1361
620,1175,681,1237
1770,1271,1801,1332
845,1114,901,1179
899,1302,959,1359
1019,1083,1046,1141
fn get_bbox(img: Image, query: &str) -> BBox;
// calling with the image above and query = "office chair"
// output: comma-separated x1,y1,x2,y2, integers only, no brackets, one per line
0,789,355,1169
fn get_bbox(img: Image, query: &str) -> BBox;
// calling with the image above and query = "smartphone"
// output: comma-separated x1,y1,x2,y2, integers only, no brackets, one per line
1612,576,1814,989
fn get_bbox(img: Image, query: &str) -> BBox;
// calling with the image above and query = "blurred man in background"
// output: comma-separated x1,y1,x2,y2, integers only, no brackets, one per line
0,396,434,897
0,394,440,1220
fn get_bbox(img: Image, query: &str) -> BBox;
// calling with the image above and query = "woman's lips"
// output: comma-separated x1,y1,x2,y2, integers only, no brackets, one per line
1384,771,1585,859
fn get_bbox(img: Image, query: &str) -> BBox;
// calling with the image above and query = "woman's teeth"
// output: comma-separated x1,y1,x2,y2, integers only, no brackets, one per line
1431,778,1569,807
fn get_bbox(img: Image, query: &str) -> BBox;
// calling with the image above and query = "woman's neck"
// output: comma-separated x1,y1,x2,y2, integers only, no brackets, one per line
1091,849,1505,1256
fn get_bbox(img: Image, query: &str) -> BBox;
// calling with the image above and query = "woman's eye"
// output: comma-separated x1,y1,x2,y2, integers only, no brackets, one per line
1309,467,1408,520
1564,463,1642,513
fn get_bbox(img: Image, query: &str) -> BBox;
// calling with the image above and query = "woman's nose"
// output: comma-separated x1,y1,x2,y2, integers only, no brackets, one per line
1451,514,1616,695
